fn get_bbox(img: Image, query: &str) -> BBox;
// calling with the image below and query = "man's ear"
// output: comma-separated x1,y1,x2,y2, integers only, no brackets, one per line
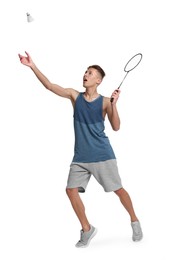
96,77,102,85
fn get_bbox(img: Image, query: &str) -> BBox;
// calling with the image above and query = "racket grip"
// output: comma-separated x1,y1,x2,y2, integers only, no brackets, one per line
110,89,119,103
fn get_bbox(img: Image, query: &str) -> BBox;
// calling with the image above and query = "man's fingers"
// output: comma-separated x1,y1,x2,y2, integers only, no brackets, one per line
25,51,29,57
113,89,120,96
18,54,23,60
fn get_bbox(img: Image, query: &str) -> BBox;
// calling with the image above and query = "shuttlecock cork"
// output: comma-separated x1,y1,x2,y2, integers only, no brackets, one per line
26,13,34,22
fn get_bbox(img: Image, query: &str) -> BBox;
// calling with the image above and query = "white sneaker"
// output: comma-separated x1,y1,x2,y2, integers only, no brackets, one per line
131,221,143,242
75,225,98,248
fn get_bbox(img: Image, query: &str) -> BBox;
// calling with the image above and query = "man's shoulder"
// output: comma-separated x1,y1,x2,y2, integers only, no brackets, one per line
67,88,80,106
103,96,111,105
69,88,80,99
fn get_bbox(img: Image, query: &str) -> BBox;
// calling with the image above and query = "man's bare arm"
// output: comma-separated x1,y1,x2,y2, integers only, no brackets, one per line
18,51,79,102
104,90,121,131
30,63,79,100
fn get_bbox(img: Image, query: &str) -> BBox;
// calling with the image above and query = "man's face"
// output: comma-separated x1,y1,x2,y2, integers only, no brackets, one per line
83,68,102,88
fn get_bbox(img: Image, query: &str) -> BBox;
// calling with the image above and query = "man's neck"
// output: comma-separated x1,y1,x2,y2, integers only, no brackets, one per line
83,88,99,101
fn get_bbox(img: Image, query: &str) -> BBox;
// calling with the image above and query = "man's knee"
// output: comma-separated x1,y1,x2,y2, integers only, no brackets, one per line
114,187,126,196
66,187,78,198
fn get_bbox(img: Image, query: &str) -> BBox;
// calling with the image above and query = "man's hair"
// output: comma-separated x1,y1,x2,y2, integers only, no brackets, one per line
88,65,106,79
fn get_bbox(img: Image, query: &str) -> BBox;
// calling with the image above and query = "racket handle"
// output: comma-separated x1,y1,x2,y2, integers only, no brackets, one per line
110,89,119,103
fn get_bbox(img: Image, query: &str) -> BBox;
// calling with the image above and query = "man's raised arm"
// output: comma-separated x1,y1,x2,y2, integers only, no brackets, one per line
18,51,78,100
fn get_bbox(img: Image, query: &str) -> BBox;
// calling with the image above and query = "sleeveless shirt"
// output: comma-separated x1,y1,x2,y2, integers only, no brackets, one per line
72,93,116,163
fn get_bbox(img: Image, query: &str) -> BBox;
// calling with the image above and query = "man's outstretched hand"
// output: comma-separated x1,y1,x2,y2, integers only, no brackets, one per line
18,51,34,67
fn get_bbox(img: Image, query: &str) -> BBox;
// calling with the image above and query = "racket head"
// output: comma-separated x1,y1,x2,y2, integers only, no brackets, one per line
124,53,143,73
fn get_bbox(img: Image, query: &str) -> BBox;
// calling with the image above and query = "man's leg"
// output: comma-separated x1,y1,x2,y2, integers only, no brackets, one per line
66,187,98,247
114,187,138,222
114,187,143,241
66,187,90,232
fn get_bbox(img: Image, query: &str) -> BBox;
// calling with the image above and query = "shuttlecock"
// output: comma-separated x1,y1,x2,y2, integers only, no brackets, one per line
26,13,34,22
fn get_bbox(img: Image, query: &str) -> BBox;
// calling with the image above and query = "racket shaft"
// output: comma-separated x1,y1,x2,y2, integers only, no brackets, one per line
110,73,128,102
118,72,128,88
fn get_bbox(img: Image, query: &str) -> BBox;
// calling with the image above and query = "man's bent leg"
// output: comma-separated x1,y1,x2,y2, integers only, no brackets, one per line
114,187,138,222
114,187,143,241
66,187,90,232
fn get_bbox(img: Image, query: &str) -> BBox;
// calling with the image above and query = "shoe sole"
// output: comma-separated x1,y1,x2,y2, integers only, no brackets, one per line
76,228,98,248
132,234,143,242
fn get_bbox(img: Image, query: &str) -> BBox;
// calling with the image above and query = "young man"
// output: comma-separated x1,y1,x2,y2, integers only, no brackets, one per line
18,51,143,248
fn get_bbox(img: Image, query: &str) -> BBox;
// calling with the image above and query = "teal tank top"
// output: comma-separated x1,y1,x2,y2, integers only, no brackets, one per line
72,93,116,163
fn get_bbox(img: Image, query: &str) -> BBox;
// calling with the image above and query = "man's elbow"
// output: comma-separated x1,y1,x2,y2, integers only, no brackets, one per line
112,125,120,131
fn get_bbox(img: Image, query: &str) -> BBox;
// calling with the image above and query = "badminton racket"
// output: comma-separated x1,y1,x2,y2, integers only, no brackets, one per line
110,53,143,102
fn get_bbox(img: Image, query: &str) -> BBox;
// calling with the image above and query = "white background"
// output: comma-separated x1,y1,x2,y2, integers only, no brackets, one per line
0,0,185,259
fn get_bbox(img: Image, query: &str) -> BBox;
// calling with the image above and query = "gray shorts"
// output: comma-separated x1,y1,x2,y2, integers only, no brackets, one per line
66,159,123,193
